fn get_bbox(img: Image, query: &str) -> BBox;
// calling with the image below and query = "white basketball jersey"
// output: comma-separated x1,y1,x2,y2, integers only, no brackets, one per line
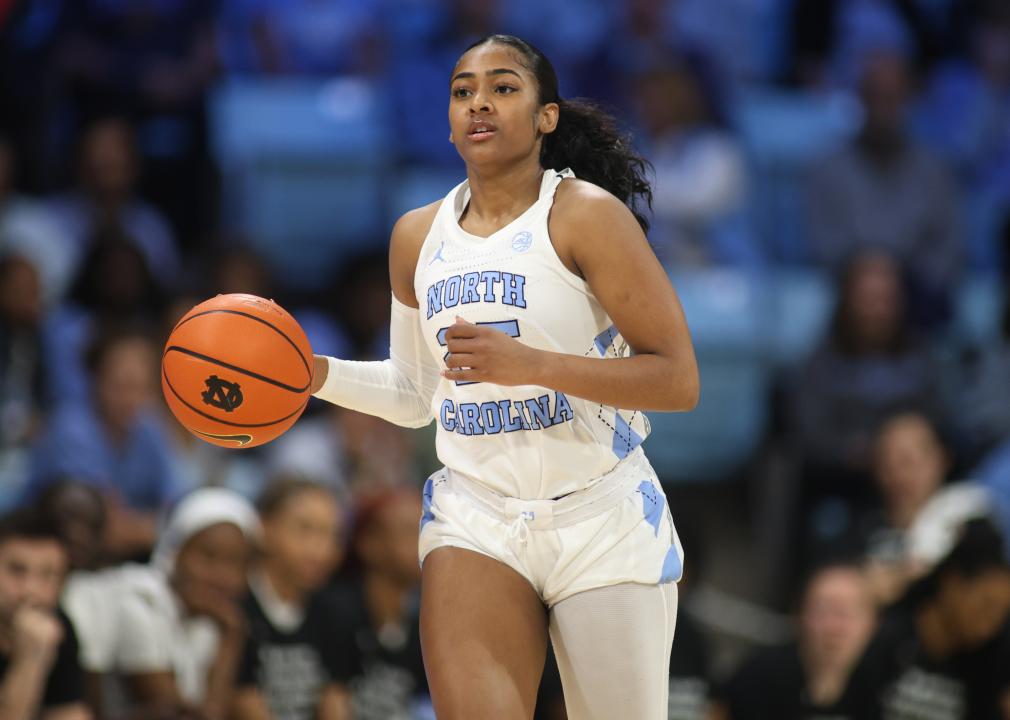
414,168,651,500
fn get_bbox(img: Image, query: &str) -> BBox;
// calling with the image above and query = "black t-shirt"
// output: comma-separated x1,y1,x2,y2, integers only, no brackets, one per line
668,611,711,720
326,580,429,720
718,642,873,720
0,610,83,709
238,589,357,720
858,609,1010,720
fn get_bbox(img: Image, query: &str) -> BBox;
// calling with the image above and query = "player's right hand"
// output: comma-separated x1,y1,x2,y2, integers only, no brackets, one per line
11,605,63,664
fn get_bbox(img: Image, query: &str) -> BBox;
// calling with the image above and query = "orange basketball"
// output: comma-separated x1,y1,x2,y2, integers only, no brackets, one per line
161,293,313,448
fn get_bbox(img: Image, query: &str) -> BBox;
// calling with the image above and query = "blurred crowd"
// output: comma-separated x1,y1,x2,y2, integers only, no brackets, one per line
1,0,1010,718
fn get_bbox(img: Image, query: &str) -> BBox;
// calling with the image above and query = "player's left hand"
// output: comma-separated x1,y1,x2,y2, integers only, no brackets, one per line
442,317,540,386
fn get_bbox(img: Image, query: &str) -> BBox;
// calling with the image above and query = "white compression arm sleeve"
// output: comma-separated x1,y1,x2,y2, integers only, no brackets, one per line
311,294,440,428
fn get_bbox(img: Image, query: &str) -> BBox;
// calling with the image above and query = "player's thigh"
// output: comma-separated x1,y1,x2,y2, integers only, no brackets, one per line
549,582,678,720
420,546,548,720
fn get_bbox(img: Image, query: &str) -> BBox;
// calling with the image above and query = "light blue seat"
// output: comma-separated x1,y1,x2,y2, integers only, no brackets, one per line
767,268,835,367
734,89,860,264
953,274,1005,345
645,358,768,482
645,270,771,482
210,77,390,289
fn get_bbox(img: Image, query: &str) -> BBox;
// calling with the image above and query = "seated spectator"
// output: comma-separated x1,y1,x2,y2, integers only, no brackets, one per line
30,326,179,560
59,0,220,248
44,229,167,407
0,252,48,508
36,481,107,574
39,481,111,716
789,251,937,551
713,562,878,720
807,50,963,331
120,488,257,716
859,517,1010,719
0,507,90,720
45,117,180,290
66,488,259,720
859,413,950,605
632,53,751,267
330,488,430,719
232,478,353,720
0,137,73,305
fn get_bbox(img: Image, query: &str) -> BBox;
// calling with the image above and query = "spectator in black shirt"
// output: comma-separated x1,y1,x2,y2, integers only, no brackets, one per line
0,507,89,720
233,478,353,720
714,562,878,720
330,487,430,720
860,517,1010,720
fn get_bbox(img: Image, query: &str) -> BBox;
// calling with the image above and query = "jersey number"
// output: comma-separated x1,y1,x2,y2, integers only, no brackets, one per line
436,320,520,386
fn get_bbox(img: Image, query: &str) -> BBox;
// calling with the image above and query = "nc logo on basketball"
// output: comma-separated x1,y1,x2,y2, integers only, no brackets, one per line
511,231,533,253
202,375,244,412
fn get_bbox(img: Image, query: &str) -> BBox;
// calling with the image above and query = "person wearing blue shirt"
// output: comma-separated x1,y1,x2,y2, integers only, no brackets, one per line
29,326,180,560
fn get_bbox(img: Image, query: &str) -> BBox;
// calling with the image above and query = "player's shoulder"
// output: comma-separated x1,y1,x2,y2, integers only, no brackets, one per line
552,177,635,227
391,199,442,248
551,177,644,254
389,199,442,307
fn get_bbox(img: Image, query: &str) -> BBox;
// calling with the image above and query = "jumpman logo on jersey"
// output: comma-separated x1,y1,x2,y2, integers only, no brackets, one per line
429,240,447,265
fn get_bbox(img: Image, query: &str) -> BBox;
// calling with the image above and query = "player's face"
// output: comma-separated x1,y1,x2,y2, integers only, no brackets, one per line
0,539,67,625
448,44,558,169
263,490,342,594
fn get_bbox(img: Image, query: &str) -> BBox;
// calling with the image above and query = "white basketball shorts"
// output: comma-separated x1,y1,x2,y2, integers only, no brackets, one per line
418,447,683,607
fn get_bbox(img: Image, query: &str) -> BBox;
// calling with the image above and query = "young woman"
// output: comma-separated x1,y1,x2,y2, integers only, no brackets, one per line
858,518,1010,719
330,487,430,720
115,488,257,719
232,478,352,720
310,34,698,719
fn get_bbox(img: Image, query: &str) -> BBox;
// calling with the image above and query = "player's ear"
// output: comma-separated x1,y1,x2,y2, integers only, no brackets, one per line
539,102,559,135
449,132,454,144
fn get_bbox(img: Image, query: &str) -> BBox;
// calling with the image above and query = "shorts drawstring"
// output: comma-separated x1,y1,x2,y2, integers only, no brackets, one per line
506,510,533,551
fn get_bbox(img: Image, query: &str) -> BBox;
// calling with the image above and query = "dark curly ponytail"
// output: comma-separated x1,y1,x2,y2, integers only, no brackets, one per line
464,34,654,232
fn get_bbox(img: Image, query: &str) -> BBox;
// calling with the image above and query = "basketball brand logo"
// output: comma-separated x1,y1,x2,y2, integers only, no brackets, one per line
202,375,244,412
511,231,533,253
429,239,447,265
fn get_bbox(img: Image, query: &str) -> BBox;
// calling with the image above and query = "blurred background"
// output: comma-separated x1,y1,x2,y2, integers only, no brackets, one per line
2,0,1010,718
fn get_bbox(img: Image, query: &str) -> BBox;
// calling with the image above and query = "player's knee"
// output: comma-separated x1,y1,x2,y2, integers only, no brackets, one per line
427,660,533,720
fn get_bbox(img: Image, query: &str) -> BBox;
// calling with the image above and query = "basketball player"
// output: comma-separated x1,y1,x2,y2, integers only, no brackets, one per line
310,34,698,719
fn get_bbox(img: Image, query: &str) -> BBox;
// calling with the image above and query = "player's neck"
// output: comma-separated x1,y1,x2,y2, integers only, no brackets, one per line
363,571,408,629
463,156,543,230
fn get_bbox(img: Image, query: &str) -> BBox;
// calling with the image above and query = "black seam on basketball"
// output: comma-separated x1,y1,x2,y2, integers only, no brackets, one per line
171,308,311,375
163,367,308,428
164,346,310,393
